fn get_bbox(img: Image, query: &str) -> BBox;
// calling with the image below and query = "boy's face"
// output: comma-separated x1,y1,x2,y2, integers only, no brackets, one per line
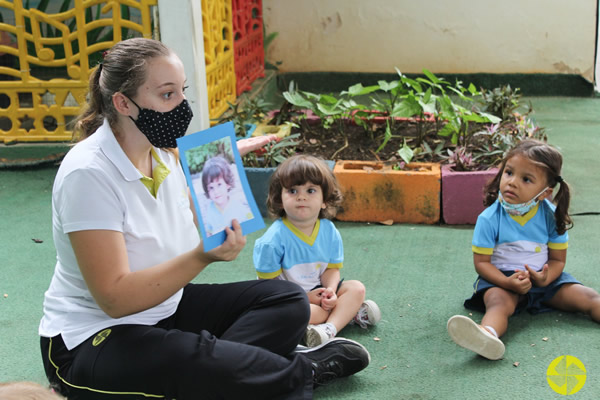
207,176,231,208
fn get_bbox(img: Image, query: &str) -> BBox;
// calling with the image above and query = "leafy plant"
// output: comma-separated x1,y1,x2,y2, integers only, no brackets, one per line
215,94,272,138
479,84,522,120
184,137,234,175
242,133,300,168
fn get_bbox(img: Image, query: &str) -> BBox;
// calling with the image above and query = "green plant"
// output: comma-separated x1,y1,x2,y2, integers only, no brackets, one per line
242,133,300,168
184,137,234,175
479,84,522,120
216,94,272,138
263,30,282,71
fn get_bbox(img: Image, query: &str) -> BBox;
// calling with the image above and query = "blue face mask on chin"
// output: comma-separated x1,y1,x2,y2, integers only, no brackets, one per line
498,187,549,216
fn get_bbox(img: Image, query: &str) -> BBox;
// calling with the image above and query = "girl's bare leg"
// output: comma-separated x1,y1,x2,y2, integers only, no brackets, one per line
545,283,600,322
481,287,520,337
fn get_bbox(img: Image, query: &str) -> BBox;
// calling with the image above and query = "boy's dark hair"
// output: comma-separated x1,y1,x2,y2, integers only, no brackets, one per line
201,156,235,198
74,38,171,140
267,155,343,220
484,139,572,234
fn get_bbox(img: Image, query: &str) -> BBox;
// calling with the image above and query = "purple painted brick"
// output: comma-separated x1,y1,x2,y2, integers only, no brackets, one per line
442,164,499,225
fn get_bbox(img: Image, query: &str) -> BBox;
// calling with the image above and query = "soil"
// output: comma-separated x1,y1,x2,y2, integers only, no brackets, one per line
290,118,445,163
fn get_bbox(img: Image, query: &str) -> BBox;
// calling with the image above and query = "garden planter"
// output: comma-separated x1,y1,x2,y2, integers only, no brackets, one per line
351,110,436,125
245,166,275,218
441,164,498,225
333,161,440,224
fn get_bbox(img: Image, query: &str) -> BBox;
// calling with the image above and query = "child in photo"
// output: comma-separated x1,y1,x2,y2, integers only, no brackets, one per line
201,155,253,236
254,155,381,347
448,139,600,360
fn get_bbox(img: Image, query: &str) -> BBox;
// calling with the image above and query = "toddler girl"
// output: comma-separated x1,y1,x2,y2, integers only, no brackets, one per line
448,139,600,360
254,155,381,347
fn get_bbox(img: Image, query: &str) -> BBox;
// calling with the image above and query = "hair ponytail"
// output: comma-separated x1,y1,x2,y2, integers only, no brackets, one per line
73,65,105,140
552,178,573,235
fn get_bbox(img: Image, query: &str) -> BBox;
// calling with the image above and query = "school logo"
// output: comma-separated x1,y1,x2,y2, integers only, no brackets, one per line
546,355,586,395
92,329,111,347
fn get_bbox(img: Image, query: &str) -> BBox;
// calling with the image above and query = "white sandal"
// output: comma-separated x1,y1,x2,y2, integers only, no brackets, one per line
447,315,505,360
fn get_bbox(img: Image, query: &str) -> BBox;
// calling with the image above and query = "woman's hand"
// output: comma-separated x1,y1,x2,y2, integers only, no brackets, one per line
200,219,246,263
236,135,277,156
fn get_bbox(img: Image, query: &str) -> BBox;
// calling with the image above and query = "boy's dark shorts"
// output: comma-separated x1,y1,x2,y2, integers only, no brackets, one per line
464,270,581,315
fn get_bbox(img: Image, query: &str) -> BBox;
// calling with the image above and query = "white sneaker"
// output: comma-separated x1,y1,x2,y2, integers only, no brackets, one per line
351,299,381,329
447,315,505,360
305,324,336,347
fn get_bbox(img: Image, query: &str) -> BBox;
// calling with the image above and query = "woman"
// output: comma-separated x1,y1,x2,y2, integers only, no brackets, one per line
38,38,369,400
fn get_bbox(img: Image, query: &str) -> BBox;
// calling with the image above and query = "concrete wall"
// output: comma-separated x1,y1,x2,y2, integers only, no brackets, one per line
263,0,597,82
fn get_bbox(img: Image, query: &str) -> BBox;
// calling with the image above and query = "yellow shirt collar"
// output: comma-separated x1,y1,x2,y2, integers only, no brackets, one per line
140,149,171,197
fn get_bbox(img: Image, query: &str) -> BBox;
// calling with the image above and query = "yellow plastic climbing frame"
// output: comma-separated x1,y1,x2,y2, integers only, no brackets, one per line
0,0,157,143
202,0,236,124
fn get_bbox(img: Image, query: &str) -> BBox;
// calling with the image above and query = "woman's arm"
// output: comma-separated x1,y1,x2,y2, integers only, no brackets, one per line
236,135,277,156
70,221,246,318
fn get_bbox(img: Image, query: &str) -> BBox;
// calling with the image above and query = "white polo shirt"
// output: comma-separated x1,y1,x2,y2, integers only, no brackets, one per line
39,119,200,350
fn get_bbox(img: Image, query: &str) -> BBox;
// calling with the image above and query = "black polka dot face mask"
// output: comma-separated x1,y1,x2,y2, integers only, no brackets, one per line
128,97,193,148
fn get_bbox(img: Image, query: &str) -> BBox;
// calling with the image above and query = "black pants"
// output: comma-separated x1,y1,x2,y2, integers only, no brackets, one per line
41,280,313,400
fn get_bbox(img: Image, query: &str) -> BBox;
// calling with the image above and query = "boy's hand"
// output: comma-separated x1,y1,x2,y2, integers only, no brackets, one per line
525,264,550,287
320,288,337,311
507,270,532,294
307,288,326,305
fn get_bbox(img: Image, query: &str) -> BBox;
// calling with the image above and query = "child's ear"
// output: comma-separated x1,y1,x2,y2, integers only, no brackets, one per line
321,202,327,209
539,187,553,201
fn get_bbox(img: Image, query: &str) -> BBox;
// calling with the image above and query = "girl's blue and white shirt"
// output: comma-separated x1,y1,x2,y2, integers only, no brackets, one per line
253,217,343,291
472,199,568,272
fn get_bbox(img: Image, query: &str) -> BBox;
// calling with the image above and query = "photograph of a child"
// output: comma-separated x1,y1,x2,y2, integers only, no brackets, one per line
199,155,253,236
187,137,254,237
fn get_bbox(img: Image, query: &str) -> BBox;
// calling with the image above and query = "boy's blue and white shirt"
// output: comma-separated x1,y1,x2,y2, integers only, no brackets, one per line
472,199,568,272
253,217,343,291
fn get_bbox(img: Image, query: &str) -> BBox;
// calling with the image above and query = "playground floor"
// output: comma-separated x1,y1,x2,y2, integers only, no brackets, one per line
1,96,599,399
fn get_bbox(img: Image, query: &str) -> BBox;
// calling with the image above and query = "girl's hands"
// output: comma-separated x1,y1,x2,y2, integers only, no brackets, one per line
525,263,550,287
507,270,532,294
320,287,337,311
199,219,246,263
308,288,326,305
236,135,277,156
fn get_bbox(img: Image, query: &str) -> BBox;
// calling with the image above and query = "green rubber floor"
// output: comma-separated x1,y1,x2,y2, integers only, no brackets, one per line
1,97,599,399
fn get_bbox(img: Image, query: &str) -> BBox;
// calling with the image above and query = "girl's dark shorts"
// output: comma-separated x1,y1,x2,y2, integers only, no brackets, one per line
310,278,344,293
464,270,581,315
